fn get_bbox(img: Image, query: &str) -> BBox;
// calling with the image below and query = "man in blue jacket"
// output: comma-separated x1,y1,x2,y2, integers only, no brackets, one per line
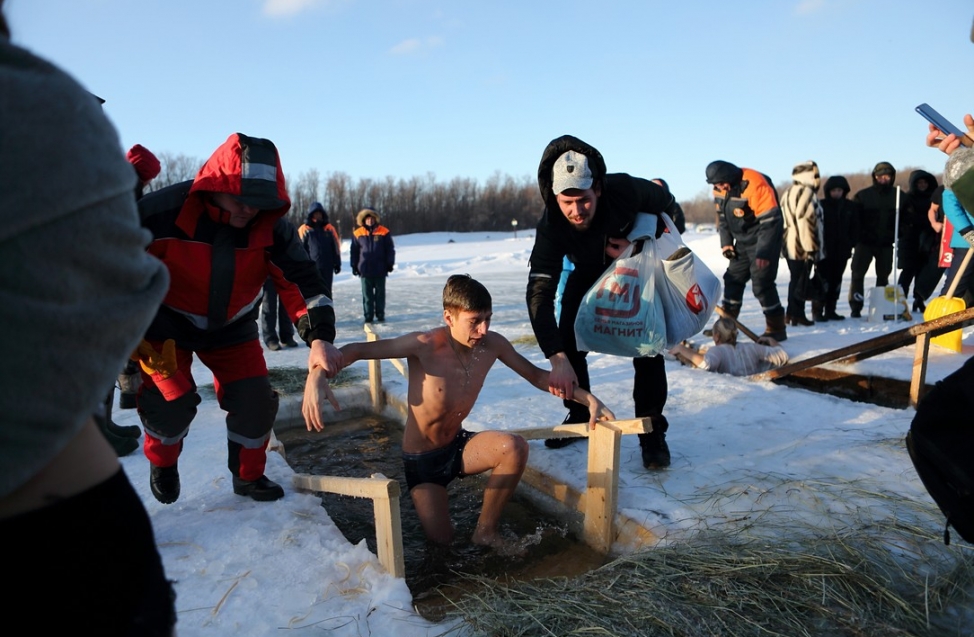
350,207,395,323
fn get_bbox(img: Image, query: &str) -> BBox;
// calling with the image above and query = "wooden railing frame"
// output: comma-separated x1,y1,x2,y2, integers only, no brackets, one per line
291,472,406,579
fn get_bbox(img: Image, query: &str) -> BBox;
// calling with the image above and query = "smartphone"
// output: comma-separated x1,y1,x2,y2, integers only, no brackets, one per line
916,103,973,146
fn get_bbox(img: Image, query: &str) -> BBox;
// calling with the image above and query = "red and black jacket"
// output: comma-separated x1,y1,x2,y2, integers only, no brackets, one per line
139,133,335,349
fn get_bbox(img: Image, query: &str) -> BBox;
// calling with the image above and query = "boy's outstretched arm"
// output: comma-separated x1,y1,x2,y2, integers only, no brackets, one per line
496,335,615,429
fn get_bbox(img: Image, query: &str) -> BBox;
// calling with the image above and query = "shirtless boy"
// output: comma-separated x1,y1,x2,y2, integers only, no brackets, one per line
308,274,614,549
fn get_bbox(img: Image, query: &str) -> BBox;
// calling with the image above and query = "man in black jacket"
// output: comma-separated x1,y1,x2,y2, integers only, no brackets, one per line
526,135,675,469
849,162,912,318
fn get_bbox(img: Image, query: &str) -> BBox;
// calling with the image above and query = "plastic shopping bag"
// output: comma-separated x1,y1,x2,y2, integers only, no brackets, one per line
648,213,722,346
574,238,667,358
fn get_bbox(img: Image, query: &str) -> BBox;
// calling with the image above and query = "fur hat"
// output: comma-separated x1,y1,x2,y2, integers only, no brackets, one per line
791,160,821,190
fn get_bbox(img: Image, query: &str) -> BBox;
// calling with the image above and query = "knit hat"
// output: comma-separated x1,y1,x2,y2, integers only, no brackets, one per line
126,144,161,184
551,150,594,194
705,160,743,185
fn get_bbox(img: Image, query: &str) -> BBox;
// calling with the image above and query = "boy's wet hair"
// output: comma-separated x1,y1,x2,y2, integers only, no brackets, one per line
443,274,492,313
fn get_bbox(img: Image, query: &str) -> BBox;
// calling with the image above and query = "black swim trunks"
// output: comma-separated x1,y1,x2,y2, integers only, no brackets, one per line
402,428,476,491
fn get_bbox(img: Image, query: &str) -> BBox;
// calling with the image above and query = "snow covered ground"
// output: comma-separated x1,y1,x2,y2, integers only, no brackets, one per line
114,228,973,636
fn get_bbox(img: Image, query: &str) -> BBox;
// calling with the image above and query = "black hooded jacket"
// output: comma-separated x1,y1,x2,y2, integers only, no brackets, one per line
820,175,858,261
526,135,675,358
853,163,913,247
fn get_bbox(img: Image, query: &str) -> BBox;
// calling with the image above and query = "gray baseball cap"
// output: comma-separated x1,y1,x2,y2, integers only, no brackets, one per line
552,150,594,194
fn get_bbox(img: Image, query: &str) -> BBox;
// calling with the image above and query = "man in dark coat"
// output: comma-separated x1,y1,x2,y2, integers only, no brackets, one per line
350,207,395,323
848,162,913,318
814,175,859,321
526,135,677,469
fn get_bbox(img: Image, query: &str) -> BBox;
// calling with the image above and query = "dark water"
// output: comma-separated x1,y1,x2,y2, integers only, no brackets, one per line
276,416,607,620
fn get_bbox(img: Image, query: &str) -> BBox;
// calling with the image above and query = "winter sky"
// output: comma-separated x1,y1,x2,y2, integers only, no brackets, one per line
7,0,974,202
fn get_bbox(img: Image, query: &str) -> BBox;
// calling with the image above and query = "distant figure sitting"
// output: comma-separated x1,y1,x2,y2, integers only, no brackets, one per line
668,318,789,377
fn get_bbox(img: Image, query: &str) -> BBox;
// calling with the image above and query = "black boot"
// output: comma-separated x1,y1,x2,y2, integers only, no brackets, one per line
812,301,826,322
103,387,142,439
639,416,670,469
763,311,787,341
95,389,139,456
545,411,586,448
117,359,141,410
232,475,285,501
150,464,180,504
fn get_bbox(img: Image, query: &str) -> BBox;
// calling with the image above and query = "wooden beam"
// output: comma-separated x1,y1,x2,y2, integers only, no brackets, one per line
291,473,399,500
514,417,652,441
365,329,384,411
371,477,405,578
584,421,621,553
754,306,974,381
910,333,931,409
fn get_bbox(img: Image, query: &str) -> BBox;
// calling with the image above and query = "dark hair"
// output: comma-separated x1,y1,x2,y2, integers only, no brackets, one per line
442,274,491,314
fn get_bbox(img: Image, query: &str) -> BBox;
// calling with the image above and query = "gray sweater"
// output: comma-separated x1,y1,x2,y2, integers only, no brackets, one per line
0,39,169,497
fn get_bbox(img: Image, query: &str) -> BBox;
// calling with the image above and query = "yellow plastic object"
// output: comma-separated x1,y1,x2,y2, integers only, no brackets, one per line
925,296,966,352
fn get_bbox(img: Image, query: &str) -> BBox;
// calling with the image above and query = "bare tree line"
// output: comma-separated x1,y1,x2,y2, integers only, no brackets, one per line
151,153,941,236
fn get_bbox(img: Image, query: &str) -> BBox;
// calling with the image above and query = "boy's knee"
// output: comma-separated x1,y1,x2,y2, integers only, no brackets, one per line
507,434,529,467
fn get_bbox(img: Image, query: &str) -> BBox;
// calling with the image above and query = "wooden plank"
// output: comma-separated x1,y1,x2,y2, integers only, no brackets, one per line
910,333,931,409
373,493,405,578
291,473,399,500
584,422,621,553
514,418,652,441
755,306,974,381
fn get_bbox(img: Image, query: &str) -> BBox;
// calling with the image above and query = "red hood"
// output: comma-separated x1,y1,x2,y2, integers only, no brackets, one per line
177,133,291,242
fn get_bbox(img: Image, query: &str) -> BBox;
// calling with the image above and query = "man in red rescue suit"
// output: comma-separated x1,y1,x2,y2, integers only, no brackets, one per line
135,133,342,504
706,160,787,341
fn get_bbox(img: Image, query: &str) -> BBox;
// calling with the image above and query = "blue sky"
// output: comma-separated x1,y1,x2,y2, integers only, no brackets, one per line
8,0,974,203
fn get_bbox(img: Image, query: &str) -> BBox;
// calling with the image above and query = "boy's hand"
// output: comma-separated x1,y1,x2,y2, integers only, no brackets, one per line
303,366,340,432
587,399,616,430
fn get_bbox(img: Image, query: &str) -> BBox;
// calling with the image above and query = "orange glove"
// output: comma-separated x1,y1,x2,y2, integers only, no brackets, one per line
132,339,192,401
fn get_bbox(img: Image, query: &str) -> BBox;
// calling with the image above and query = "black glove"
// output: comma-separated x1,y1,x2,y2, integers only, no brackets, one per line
352,267,360,277
333,265,341,275
959,226,974,249
722,247,738,260
387,265,394,273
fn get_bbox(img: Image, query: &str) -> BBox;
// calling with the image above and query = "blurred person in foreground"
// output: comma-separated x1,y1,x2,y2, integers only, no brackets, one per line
527,136,677,469
333,275,613,551
136,132,342,505
0,7,176,633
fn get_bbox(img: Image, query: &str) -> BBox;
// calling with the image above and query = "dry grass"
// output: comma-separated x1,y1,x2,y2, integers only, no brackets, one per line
442,483,974,637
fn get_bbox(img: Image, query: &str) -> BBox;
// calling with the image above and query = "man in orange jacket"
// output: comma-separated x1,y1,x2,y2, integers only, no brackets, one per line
706,160,787,341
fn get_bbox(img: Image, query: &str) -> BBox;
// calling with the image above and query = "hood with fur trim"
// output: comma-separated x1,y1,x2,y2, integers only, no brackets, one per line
356,207,380,227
